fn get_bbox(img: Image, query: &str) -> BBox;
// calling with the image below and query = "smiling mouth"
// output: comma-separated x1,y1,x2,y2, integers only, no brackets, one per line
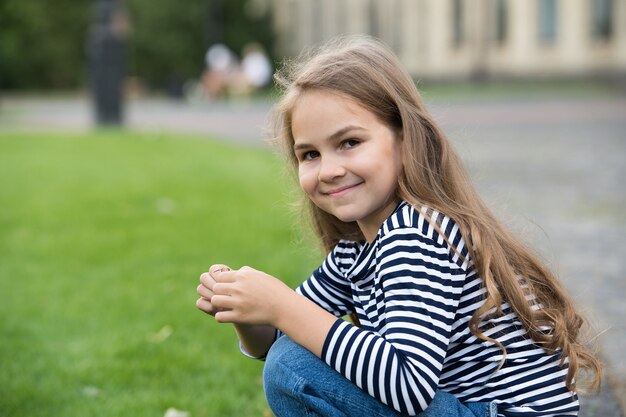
324,182,363,197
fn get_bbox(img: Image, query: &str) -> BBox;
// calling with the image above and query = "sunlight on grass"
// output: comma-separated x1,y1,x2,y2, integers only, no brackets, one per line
0,131,322,417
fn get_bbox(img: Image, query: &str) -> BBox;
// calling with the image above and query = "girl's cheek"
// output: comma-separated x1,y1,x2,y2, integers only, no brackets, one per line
298,169,317,194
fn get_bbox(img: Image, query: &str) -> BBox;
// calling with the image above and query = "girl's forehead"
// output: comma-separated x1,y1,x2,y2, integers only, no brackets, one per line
295,88,355,105
291,89,367,122
290,89,396,149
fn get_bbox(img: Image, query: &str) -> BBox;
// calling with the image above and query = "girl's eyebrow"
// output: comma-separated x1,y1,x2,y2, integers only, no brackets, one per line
293,125,365,150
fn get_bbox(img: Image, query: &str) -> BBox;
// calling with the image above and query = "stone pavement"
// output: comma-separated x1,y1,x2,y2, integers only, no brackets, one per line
1,93,624,416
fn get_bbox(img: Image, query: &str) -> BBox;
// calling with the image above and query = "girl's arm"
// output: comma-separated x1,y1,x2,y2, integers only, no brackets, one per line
197,266,279,358
205,254,464,416
200,245,356,357
208,266,338,358
233,324,277,359
252,225,467,416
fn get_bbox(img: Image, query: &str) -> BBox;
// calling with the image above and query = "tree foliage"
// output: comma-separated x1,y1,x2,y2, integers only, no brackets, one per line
125,0,208,91
0,0,91,89
0,0,275,91
127,0,276,91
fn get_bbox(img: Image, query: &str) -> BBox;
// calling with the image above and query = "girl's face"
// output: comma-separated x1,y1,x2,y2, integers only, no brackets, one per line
291,89,402,242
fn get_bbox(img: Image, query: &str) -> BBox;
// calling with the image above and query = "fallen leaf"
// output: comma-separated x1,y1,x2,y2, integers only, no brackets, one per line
81,386,100,397
148,325,173,343
156,198,177,215
164,407,190,417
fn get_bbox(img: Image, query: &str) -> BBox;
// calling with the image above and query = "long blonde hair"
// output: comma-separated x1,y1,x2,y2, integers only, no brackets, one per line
271,35,602,391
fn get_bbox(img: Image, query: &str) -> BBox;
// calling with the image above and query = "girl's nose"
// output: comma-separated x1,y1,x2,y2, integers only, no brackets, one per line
318,155,346,182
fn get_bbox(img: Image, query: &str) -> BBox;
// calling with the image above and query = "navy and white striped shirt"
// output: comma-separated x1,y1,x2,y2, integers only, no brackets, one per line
296,201,577,416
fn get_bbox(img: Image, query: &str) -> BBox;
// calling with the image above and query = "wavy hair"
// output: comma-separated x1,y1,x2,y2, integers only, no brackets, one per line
271,35,602,391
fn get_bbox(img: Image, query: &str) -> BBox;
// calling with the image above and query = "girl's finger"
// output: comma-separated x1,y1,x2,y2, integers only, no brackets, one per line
209,264,232,274
211,269,238,283
212,282,235,295
196,297,215,315
196,283,214,299
199,272,216,289
214,310,237,324
211,294,235,310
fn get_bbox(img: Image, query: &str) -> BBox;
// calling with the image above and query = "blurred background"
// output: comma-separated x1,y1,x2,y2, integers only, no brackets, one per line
0,0,624,109
0,1,625,416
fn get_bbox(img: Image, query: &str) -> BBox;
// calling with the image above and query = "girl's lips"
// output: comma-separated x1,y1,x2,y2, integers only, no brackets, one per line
324,182,363,197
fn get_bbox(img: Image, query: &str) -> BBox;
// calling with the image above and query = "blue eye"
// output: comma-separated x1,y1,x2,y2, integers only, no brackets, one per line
342,139,360,149
302,151,319,161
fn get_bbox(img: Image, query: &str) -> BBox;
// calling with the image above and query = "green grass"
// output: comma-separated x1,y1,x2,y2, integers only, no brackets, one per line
0,131,322,417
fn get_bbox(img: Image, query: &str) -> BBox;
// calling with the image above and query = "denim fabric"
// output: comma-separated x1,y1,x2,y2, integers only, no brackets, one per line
263,336,497,417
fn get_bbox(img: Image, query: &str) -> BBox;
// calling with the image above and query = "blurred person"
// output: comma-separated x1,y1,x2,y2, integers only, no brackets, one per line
227,43,273,98
196,36,602,417
202,43,238,98
241,42,272,90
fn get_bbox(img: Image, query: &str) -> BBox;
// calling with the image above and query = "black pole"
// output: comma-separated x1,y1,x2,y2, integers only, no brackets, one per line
88,0,128,126
207,0,224,45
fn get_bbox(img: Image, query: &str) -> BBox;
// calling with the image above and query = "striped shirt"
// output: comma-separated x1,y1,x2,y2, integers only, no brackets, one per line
296,201,578,417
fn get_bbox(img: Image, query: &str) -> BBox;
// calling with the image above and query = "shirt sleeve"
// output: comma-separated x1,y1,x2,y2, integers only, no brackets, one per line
295,242,356,317
320,227,468,415
241,243,355,361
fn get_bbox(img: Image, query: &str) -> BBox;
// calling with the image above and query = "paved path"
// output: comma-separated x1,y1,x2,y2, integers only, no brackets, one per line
436,96,626,416
0,95,273,145
1,93,624,416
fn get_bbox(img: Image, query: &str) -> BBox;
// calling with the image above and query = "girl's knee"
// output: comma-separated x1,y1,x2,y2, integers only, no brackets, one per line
263,337,309,392
263,336,319,414
266,336,315,367
266,335,298,359
266,336,302,372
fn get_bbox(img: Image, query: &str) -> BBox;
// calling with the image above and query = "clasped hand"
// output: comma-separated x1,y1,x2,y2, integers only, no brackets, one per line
196,264,292,326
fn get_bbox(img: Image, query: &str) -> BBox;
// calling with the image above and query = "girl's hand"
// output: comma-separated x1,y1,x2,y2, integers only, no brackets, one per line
199,264,337,358
209,266,294,327
196,264,231,316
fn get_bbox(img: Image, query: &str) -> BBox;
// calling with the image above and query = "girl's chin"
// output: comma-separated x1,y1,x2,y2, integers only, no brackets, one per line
327,209,360,224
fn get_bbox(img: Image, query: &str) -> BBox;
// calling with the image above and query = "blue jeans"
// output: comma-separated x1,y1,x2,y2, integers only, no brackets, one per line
263,336,497,417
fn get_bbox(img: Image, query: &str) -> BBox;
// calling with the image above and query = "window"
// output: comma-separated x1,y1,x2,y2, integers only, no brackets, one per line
393,0,404,53
591,0,613,41
452,0,465,47
312,1,323,44
494,0,508,44
337,0,347,34
538,0,558,44
287,0,299,54
369,0,379,37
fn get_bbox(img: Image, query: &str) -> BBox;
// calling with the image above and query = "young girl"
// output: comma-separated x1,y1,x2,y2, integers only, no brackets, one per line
196,36,602,417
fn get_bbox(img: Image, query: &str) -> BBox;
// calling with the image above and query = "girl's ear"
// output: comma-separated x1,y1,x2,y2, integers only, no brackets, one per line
394,127,403,142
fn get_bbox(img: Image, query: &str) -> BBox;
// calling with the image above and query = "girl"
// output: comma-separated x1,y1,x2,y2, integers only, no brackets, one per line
196,36,602,417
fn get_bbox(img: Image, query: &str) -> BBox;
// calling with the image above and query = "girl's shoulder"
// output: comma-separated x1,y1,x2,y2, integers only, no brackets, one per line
381,201,455,240
380,201,471,269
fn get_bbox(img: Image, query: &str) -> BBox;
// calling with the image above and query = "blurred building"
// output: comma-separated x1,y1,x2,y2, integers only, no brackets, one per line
268,0,626,80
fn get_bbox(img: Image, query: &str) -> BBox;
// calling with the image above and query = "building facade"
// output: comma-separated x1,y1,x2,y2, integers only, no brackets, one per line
269,0,626,80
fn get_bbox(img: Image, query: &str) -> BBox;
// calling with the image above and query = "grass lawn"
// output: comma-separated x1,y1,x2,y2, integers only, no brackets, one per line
0,131,322,417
